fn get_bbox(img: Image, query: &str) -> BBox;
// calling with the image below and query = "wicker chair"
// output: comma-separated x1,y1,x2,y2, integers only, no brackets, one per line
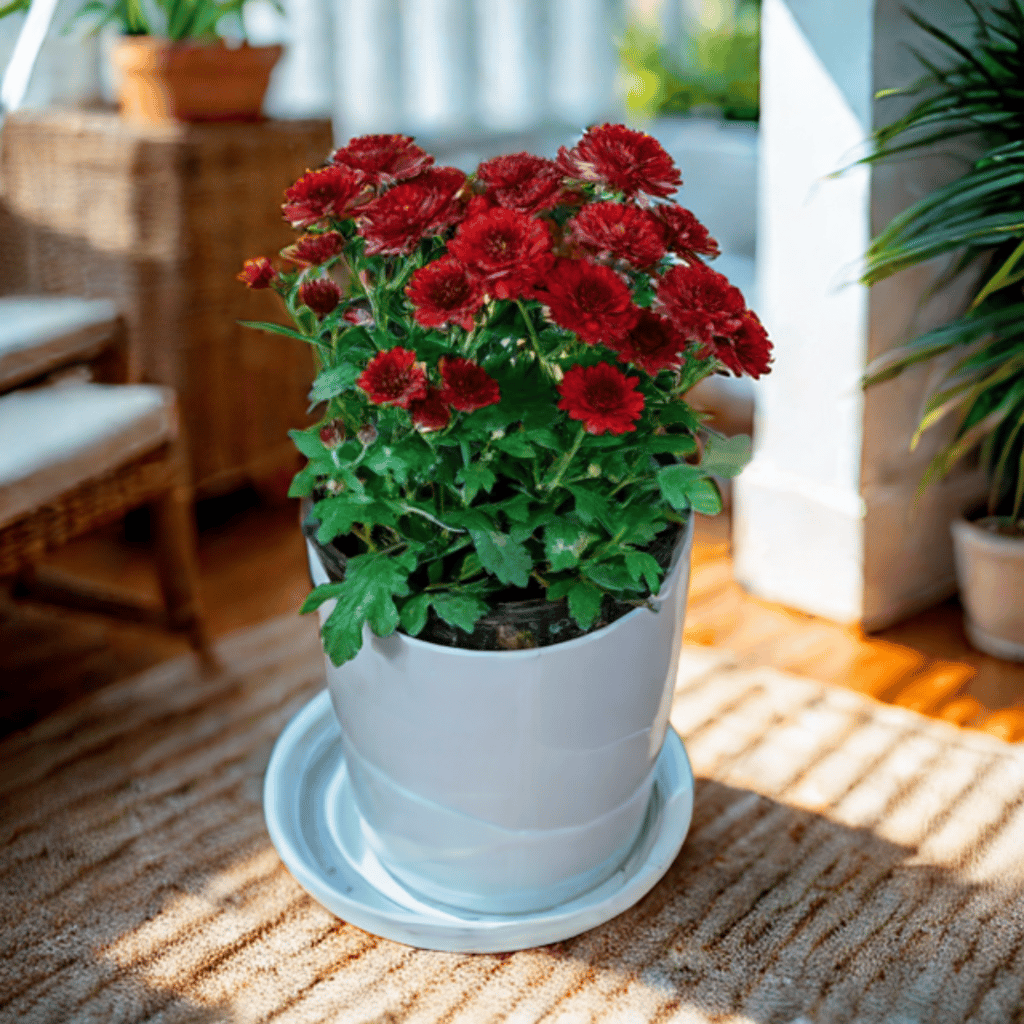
0,295,211,659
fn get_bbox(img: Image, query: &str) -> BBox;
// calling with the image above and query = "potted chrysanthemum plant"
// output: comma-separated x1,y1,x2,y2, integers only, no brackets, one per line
244,125,771,949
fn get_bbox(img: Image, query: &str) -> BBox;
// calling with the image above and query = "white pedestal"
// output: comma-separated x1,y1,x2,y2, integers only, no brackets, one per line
734,0,985,629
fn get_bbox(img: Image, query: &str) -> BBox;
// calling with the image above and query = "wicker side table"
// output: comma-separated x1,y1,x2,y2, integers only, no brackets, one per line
0,109,333,499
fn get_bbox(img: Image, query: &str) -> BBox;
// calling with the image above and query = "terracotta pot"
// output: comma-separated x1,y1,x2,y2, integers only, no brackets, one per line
951,514,1024,661
111,37,282,124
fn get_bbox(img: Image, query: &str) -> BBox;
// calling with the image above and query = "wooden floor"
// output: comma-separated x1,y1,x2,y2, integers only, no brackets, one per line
2,490,1024,740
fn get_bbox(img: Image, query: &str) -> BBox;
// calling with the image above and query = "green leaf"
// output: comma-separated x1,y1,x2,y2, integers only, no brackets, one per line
657,464,723,514
543,520,591,571
399,593,431,636
656,463,701,508
701,433,752,478
522,427,562,449
492,433,536,458
313,496,363,543
289,427,331,462
456,462,497,503
300,582,345,614
316,550,416,665
644,433,698,456
582,560,642,591
499,493,534,523
507,503,556,543
626,550,663,593
430,592,490,633
446,507,495,533
310,363,362,403
546,577,576,601
459,552,483,579
567,581,604,629
566,484,616,531
658,403,705,432
469,529,532,587
363,444,411,484
239,320,321,346
313,494,398,542
288,464,320,498
686,478,724,515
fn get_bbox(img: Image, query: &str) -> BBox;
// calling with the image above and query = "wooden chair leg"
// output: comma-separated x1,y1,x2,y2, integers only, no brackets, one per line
150,451,215,667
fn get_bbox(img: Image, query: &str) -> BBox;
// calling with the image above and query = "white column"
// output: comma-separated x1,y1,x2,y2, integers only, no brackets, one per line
474,0,549,131
332,0,404,138
549,0,624,128
734,0,985,629
261,0,335,118
401,0,476,136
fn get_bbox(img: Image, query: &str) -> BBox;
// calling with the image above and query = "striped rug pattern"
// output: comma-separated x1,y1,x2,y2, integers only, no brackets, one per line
2,615,1024,1024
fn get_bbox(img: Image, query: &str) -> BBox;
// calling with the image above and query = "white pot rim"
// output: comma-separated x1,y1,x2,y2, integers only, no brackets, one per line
952,514,1024,556
310,512,693,662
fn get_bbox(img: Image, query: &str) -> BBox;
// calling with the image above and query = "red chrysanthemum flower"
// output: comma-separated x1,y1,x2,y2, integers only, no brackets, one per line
237,256,277,289
568,202,667,268
712,311,773,379
282,165,371,228
612,309,685,375
281,232,345,267
299,277,342,318
558,362,645,435
655,264,746,346
356,348,428,408
329,134,433,187
541,258,639,346
405,256,484,331
358,166,467,256
447,206,553,300
408,386,451,431
438,357,501,412
475,152,571,214
654,204,720,260
556,124,681,199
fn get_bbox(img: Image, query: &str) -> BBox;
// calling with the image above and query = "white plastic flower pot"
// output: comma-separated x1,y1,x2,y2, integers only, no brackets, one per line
306,518,694,915
952,515,1024,661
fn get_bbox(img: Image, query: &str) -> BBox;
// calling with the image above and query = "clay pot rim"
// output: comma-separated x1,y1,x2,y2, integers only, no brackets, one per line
112,36,282,68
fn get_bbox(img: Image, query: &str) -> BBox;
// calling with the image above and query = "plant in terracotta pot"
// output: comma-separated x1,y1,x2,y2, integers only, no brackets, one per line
243,125,772,951
69,0,283,122
863,0,1024,660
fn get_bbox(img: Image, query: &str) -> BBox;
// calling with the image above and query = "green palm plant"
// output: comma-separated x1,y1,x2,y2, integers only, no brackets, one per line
70,0,254,39
863,0,1024,525
0,0,276,40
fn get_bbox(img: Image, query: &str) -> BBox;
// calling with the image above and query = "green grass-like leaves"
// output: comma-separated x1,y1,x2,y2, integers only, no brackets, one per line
863,0,1024,518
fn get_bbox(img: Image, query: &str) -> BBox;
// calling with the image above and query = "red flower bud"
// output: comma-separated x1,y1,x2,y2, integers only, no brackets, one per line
237,257,277,289
299,277,342,319
319,420,345,448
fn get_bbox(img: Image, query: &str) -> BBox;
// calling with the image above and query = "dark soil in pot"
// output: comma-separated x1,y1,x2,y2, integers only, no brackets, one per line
300,498,686,652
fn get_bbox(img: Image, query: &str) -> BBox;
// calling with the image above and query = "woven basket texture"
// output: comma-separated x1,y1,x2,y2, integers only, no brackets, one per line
0,110,331,497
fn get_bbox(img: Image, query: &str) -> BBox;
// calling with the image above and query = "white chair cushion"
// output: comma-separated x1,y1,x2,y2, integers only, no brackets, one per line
0,382,177,529
0,296,120,391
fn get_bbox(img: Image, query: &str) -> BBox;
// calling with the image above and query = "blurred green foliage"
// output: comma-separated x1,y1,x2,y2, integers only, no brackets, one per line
619,1,760,122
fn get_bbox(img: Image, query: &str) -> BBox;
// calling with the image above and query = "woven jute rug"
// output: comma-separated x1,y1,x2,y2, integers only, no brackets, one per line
2,614,1024,1024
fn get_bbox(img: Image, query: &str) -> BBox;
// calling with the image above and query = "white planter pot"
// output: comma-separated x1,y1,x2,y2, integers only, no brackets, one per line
307,519,694,915
952,516,1024,661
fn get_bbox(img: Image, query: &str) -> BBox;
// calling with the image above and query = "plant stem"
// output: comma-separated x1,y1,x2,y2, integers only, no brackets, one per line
353,523,375,551
545,425,587,492
516,299,558,382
